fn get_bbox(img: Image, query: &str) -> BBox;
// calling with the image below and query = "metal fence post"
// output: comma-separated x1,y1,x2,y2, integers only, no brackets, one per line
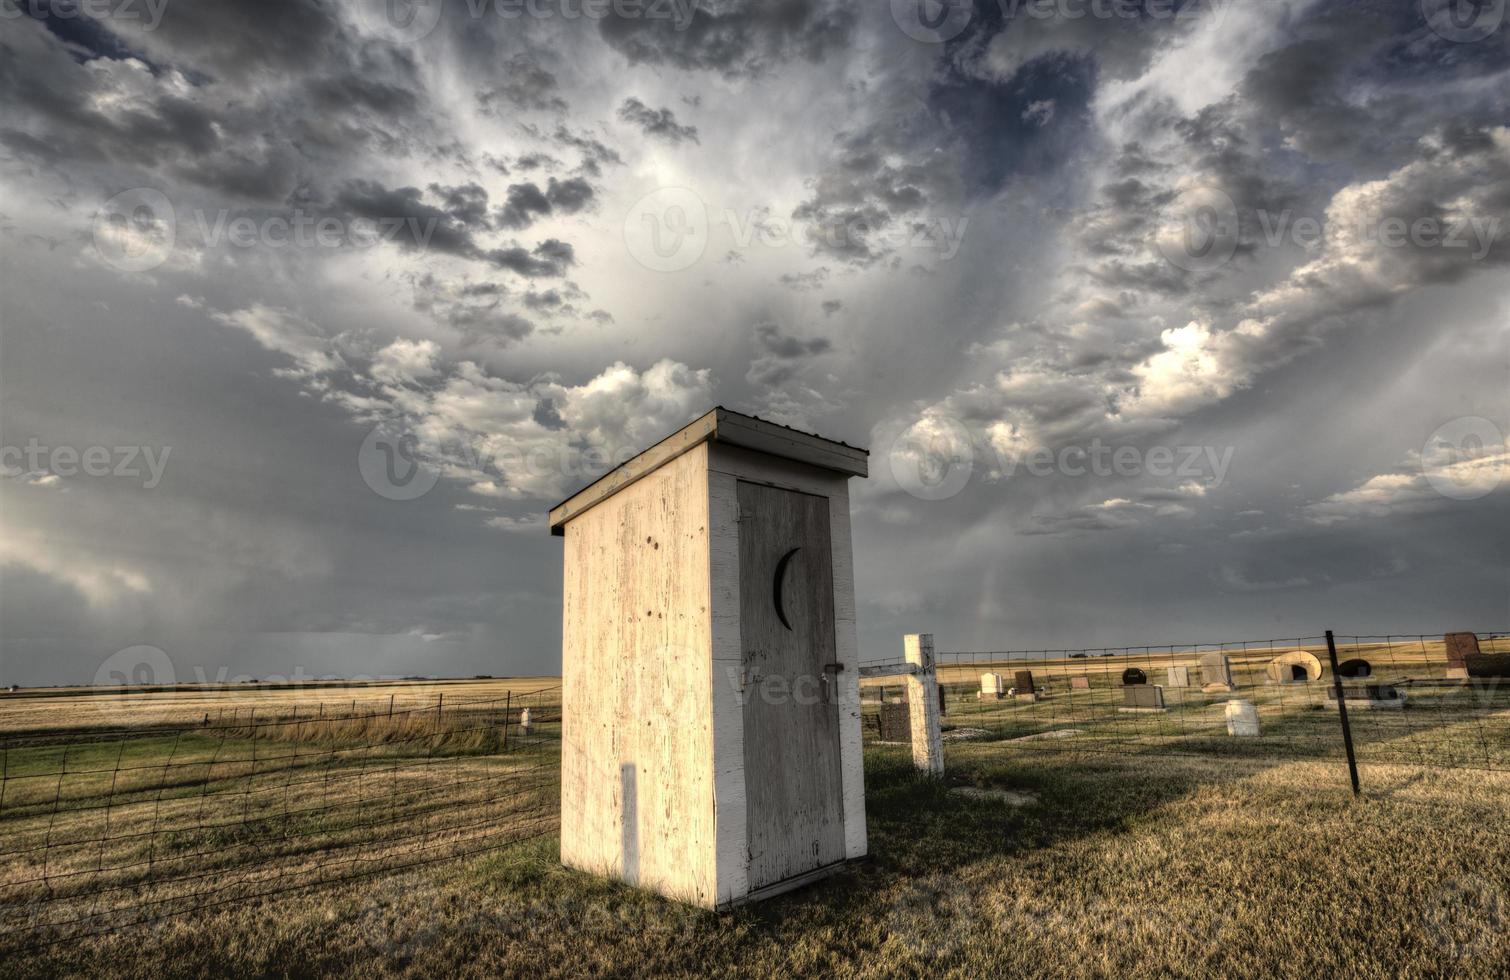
1326,630,1361,796
904,634,944,776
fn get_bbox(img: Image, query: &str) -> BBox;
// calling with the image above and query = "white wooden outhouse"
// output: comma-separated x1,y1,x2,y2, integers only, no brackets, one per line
548,408,869,908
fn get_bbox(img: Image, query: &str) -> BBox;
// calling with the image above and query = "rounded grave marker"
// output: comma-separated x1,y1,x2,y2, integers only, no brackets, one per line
1122,668,1147,686
1338,658,1373,679
1265,650,1323,684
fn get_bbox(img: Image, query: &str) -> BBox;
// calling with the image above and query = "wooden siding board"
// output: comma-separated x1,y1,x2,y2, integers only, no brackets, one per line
707,444,867,865
559,445,717,906
737,481,845,889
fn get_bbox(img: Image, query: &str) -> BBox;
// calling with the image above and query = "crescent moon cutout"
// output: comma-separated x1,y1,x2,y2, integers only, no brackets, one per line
773,547,800,631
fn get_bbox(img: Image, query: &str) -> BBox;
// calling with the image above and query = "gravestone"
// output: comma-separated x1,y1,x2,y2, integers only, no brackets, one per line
519,707,533,735
877,702,912,741
980,673,1004,700
1070,676,1091,692
1014,670,1036,700
1122,667,1147,686
1165,666,1190,688
1225,700,1260,736
1119,685,1166,712
1326,684,1406,710
1199,653,1234,692
938,684,948,717
1466,653,1510,679
1445,632,1479,668
1265,650,1322,684
1337,658,1372,679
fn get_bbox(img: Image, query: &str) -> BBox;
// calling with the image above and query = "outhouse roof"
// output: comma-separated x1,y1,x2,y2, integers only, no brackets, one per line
547,407,868,535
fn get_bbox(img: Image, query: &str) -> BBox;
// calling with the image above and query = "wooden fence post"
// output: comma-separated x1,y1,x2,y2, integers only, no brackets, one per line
904,633,944,776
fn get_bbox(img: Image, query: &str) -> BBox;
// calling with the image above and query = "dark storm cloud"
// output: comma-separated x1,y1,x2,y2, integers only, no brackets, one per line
545,177,595,213
477,54,570,114
754,321,831,358
427,182,492,228
0,8,436,206
598,0,855,77
549,126,623,176
4,0,1508,691
334,179,480,254
482,239,575,277
0,19,220,167
496,178,597,229
617,97,700,144
497,182,553,230
411,270,538,343
745,320,834,397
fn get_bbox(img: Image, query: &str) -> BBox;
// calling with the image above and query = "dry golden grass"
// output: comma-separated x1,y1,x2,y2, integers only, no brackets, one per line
3,670,1508,978
0,676,561,736
4,747,1506,979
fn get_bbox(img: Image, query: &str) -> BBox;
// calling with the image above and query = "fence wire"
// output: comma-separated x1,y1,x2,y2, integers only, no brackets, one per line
0,687,562,954
861,630,1510,782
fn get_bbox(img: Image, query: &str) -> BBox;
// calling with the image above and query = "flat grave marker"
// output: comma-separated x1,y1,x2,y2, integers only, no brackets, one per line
1119,685,1166,712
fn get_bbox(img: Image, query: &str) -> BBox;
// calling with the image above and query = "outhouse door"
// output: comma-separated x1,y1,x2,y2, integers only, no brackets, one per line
736,480,846,890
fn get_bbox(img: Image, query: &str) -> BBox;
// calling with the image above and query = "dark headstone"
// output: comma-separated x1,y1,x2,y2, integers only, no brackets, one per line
1122,685,1166,710
1466,653,1510,679
1443,631,1479,667
938,684,947,717
1446,632,1481,668
1014,670,1036,695
1338,658,1372,679
878,702,911,742
1327,683,1401,702
1122,668,1147,686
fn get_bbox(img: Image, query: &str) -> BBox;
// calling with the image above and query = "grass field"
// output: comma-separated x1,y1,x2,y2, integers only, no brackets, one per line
2,671,1508,978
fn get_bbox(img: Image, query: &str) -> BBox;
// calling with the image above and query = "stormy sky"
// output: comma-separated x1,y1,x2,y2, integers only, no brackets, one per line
1,0,1507,687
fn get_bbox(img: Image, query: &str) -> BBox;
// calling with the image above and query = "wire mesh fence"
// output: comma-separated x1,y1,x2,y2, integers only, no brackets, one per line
0,686,562,954
861,630,1510,784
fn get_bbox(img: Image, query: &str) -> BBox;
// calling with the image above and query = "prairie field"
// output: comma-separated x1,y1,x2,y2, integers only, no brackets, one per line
2,665,1508,978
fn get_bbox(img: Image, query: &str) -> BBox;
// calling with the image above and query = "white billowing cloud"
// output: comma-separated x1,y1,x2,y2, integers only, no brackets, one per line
1307,439,1510,525
1127,320,1250,420
393,357,714,502
0,531,152,606
212,305,345,378
371,338,442,386
485,514,547,534
202,293,717,506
